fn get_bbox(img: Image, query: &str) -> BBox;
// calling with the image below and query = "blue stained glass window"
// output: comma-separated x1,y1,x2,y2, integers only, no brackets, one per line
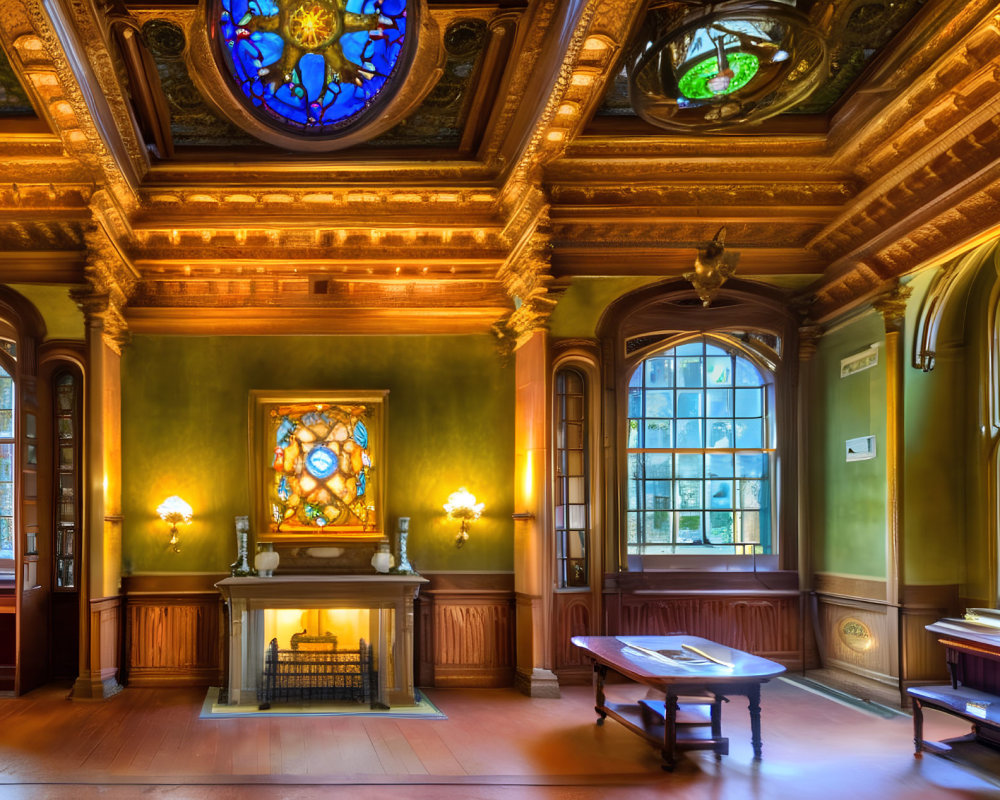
216,0,409,133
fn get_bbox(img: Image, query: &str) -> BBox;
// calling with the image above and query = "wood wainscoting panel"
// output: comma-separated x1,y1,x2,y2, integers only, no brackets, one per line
900,584,959,687
816,596,896,684
415,573,514,688
814,573,887,602
553,591,596,683
123,574,224,688
606,591,803,668
92,596,122,688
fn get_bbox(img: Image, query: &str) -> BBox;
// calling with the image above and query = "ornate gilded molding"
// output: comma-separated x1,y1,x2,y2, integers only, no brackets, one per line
71,202,140,353
183,0,444,152
492,218,557,355
872,282,913,334
912,240,999,371
8,0,141,208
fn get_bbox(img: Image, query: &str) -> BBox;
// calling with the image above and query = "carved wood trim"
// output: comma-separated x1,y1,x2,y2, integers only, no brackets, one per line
814,572,888,602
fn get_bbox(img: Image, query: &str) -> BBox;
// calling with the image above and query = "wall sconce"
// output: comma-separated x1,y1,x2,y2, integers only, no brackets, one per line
157,495,192,553
444,488,484,548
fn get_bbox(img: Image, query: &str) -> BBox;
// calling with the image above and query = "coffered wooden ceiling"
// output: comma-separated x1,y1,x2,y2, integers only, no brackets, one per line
0,0,998,342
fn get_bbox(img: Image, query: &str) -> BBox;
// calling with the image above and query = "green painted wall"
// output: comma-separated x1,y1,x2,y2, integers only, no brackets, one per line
121,335,514,575
809,312,888,578
7,284,84,340
901,271,967,586
548,277,659,339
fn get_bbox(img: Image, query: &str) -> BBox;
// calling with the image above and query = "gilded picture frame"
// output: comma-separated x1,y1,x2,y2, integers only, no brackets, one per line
248,390,388,543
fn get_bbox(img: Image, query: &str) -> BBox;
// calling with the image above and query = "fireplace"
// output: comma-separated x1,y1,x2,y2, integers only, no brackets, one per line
216,574,427,707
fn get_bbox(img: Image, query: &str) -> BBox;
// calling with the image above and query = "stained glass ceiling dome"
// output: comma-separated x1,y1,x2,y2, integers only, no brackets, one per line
190,0,441,150
628,0,828,133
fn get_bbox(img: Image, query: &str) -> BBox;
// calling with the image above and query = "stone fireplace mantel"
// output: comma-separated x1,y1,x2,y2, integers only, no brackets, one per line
216,574,428,707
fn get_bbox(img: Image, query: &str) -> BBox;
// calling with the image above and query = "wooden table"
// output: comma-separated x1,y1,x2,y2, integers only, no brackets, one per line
572,635,786,770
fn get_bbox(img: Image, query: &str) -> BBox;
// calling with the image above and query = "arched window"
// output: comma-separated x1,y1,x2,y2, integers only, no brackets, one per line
0,361,13,562
625,335,774,556
554,366,590,588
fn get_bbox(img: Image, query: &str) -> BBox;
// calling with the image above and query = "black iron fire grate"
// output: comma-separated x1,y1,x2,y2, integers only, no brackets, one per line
257,632,378,710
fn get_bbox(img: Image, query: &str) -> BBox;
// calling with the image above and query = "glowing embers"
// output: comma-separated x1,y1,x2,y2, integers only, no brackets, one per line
270,402,374,532
628,1,826,132
217,0,407,132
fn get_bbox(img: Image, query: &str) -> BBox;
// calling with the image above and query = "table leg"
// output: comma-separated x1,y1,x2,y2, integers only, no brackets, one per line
593,663,608,724
661,690,679,771
911,697,924,757
747,684,763,760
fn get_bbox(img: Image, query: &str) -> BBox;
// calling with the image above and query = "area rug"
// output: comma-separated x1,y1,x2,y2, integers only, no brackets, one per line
200,686,447,719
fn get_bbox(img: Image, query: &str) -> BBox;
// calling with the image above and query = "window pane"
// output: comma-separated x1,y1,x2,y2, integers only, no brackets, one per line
736,453,765,478
736,359,763,386
676,390,702,417
644,453,672,479
645,481,671,509
676,419,703,448
676,453,702,478
676,512,702,543
735,420,762,448
644,420,672,448
739,511,761,543
626,512,638,543
644,511,672,542
709,480,732,509
676,357,703,387
567,477,585,504
707,452,733,478
628,388,642,417
568,505,586,529
708,511,734,543
706,388,732,417
645,390,673,417
734,387,762,417
739,480,764,509
706,420,733,448
567,451,583,474
627,419,640,448
706,357,732,386
676,480,702,509
627,476,639,510
676,342,703,356
644,358,673,387
629,367,643,388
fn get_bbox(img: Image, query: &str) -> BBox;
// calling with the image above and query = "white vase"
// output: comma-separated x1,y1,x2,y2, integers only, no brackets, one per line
255,542,280,577
371,542,393,573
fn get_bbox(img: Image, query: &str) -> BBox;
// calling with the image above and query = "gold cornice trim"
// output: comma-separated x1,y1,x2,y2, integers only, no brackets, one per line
126,305,508,336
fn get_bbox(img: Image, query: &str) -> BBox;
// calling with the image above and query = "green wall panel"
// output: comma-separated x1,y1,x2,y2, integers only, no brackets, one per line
810,313,888,578
901,271,966,585
548,277,659,339
121,335,514,575
6,284,84,341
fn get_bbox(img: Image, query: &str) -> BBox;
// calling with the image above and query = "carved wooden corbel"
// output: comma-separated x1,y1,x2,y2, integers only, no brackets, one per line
872,281,913,334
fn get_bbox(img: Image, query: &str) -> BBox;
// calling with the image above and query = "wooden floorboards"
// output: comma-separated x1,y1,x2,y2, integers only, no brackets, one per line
0,678,995,798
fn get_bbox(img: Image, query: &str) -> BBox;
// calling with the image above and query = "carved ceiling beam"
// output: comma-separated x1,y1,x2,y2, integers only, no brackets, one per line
826,0,1000,158
135,259,504,280
126,305,509,336
550,246,827,280
0,0,141,210
0,251,85,283
70,193,140,353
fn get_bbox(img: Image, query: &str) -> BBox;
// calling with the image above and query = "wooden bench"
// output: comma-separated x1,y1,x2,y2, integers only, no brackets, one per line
907,684,1000,755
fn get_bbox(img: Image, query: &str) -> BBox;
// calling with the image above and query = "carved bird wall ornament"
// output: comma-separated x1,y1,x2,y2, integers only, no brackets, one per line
683,226,740,307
